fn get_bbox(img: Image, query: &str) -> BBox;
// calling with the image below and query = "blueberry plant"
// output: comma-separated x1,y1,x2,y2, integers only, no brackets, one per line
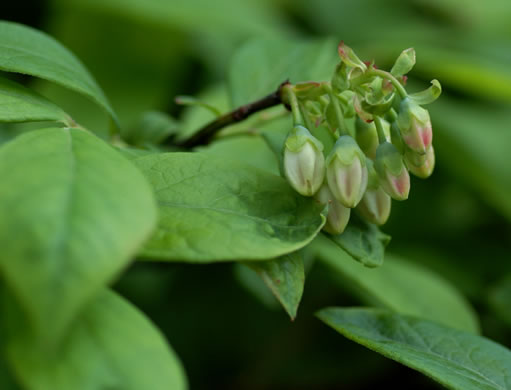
0,20,511,390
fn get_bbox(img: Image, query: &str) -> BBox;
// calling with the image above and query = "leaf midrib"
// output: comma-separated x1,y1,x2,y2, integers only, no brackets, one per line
48,130,76,288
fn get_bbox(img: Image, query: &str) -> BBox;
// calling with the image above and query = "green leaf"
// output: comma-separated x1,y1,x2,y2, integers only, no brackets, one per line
201,135,280,175
311,235,479,333
132,152,325,262
244,251,305,320
0,128,157,343
229,38,339,107
323,215,391,268
0,21,118,127
390,47,416,77
6,289,187,390
124,111,179,146
409,79,442,105
0,76,69,124
317,308,510,390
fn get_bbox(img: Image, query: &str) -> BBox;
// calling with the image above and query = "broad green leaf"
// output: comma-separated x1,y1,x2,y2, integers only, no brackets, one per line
244,251,305,320
0,76,69,124
132,152,326,262
323,216,391,268
260,124,287,173
229,38,339,107
317,308,511,390
0,21,118,127
124,111,179,147
0,128,157,343
201,135,280,175
7,289,187,390
117,146,157,160
489,274,511,327
311,235,479,333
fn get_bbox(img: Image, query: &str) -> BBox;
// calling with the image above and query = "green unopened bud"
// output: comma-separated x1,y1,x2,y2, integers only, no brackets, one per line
390,121,405,154
375,142,410,201
355,117,391,159
284,125,325,196
357,186,392,226
355,117,378,159
316,183,351,235
397,98,433,155
326,135,368,208
406,145,435,179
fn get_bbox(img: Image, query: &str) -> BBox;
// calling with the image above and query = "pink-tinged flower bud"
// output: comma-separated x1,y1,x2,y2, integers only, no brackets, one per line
284,125,325,196
316,184,351,235
375,142,410,201
326,135,368,208
356,160,391,225
357,186,392,225
397,98,433,155
405,145,435,179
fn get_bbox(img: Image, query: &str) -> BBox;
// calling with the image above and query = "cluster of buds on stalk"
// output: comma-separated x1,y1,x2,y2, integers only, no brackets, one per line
281,43,441,235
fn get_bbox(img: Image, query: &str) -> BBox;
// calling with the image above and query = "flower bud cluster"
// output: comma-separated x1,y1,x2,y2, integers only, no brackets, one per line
282,43,441,235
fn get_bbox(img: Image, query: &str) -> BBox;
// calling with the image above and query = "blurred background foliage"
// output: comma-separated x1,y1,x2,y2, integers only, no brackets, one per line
2,0,511,388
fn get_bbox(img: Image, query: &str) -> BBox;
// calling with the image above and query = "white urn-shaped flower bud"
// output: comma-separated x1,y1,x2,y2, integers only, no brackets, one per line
316,183,351,235
326,135,368,208
375,142,410,201
283,125,325,196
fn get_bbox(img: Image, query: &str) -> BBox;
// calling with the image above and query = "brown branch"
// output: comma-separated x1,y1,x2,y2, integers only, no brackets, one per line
169,80,290,148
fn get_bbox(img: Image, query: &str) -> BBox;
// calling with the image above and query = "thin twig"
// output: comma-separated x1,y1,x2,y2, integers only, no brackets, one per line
168,80,290,148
